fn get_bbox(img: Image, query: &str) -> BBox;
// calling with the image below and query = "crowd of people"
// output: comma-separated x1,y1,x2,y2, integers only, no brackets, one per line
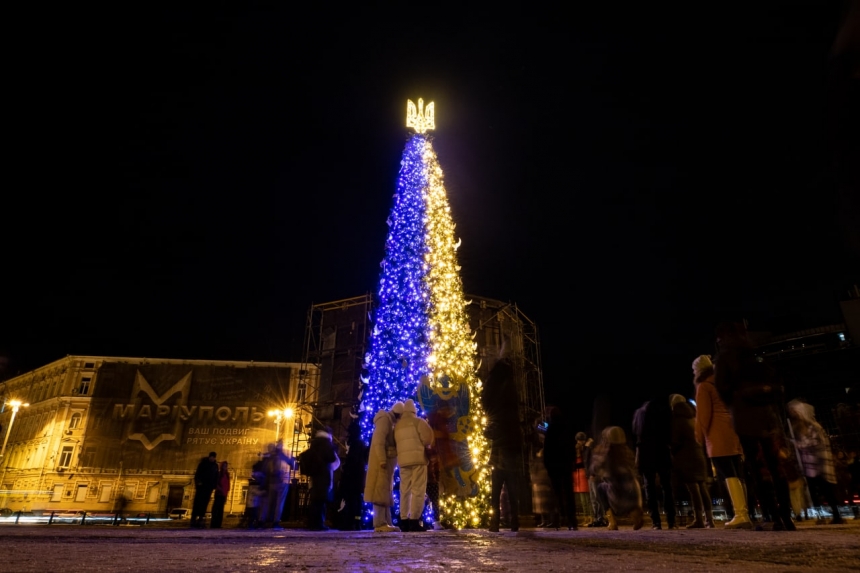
185,323,857,532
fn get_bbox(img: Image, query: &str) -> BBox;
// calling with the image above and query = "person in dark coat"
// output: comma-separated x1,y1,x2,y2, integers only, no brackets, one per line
714,321,796,531
543,406,577,530
191,451,219,528
670,395,714,528
633,398,676,529
301,427,340,531
334,418,368,530
481,352,524,532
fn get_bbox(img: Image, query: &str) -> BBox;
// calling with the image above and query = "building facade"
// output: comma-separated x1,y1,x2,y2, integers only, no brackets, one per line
0,356,315,516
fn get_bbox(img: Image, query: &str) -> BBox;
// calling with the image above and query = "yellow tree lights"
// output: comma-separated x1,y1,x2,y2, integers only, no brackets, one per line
361,99,490,529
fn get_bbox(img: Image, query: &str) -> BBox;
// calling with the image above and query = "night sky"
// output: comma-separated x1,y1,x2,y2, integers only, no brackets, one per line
4,5,858,428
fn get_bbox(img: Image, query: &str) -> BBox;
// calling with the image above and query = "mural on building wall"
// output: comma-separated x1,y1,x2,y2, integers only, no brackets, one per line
85,363,292,472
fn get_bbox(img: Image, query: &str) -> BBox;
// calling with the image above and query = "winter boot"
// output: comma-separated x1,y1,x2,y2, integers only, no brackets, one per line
723,478,753,529
488,514,500,533
605,509,618,531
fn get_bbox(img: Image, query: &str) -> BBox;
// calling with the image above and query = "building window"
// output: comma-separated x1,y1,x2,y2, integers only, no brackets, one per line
84,362,95,369
147,483,159,503
75,485,88,502
69,413,82,430
99,484,113,503
80,446,97,468
52,485,64,502
78,377,91,395
58,446,74,469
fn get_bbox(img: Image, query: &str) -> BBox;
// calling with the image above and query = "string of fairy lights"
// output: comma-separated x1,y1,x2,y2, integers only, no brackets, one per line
359,100,490,529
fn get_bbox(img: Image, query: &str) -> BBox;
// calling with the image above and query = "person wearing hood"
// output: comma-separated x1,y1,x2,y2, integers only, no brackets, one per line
394,399,434,532
364,402,403,532
589,426,644,530
787,399,844,525
301,427,340,531
692,354,751,529
670,394,714,528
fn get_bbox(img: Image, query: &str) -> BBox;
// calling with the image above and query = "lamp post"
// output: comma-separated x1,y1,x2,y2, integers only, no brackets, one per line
0,400,29,459
267,408,294,443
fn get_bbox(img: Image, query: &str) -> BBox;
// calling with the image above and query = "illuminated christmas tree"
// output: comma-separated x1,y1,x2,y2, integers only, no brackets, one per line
360,99,490,529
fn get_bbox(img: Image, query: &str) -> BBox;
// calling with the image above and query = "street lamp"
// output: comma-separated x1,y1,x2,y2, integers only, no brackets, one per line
0,400,29,459
267,407,294,443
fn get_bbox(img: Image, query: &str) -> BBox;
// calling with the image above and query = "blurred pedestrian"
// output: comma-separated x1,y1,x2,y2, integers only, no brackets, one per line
300,427,341,531
589,426,644,530
239,455,266,529
787,399,845,524
260,441,295,530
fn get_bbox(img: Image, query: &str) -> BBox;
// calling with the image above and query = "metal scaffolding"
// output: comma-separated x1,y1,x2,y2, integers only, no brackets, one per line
292,294,373,459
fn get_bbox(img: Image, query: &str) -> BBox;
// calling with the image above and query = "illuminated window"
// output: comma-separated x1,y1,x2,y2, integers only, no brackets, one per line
69,413,82,430
78,377,91,395
58,446,74,469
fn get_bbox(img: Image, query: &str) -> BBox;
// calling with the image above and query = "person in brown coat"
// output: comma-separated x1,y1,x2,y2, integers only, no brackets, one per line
693,354,752,529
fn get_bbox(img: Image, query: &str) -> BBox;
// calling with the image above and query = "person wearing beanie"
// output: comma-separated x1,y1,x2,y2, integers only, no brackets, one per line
692,353,751,529
394,399,434,532
364,402,404,532
300,427,340,531
588,426,644,530
669,394,715,529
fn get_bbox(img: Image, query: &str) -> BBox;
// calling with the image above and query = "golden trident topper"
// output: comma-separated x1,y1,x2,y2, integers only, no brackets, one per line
406,98,435,133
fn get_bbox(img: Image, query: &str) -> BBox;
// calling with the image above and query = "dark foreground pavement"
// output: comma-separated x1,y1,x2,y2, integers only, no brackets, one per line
1,520,858,573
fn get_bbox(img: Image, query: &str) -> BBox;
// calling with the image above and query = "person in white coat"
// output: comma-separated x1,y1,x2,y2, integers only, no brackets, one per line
395,399,435,532
363,402,404,532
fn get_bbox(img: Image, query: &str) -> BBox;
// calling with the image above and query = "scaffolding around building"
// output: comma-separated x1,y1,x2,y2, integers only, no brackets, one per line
291,294,373,461
467,295,546,440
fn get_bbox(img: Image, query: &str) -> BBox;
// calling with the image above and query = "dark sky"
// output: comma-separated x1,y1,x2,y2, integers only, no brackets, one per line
4,4,858,425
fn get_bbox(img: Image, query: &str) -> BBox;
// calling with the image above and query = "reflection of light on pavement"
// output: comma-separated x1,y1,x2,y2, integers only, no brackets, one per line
256,547,283,567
